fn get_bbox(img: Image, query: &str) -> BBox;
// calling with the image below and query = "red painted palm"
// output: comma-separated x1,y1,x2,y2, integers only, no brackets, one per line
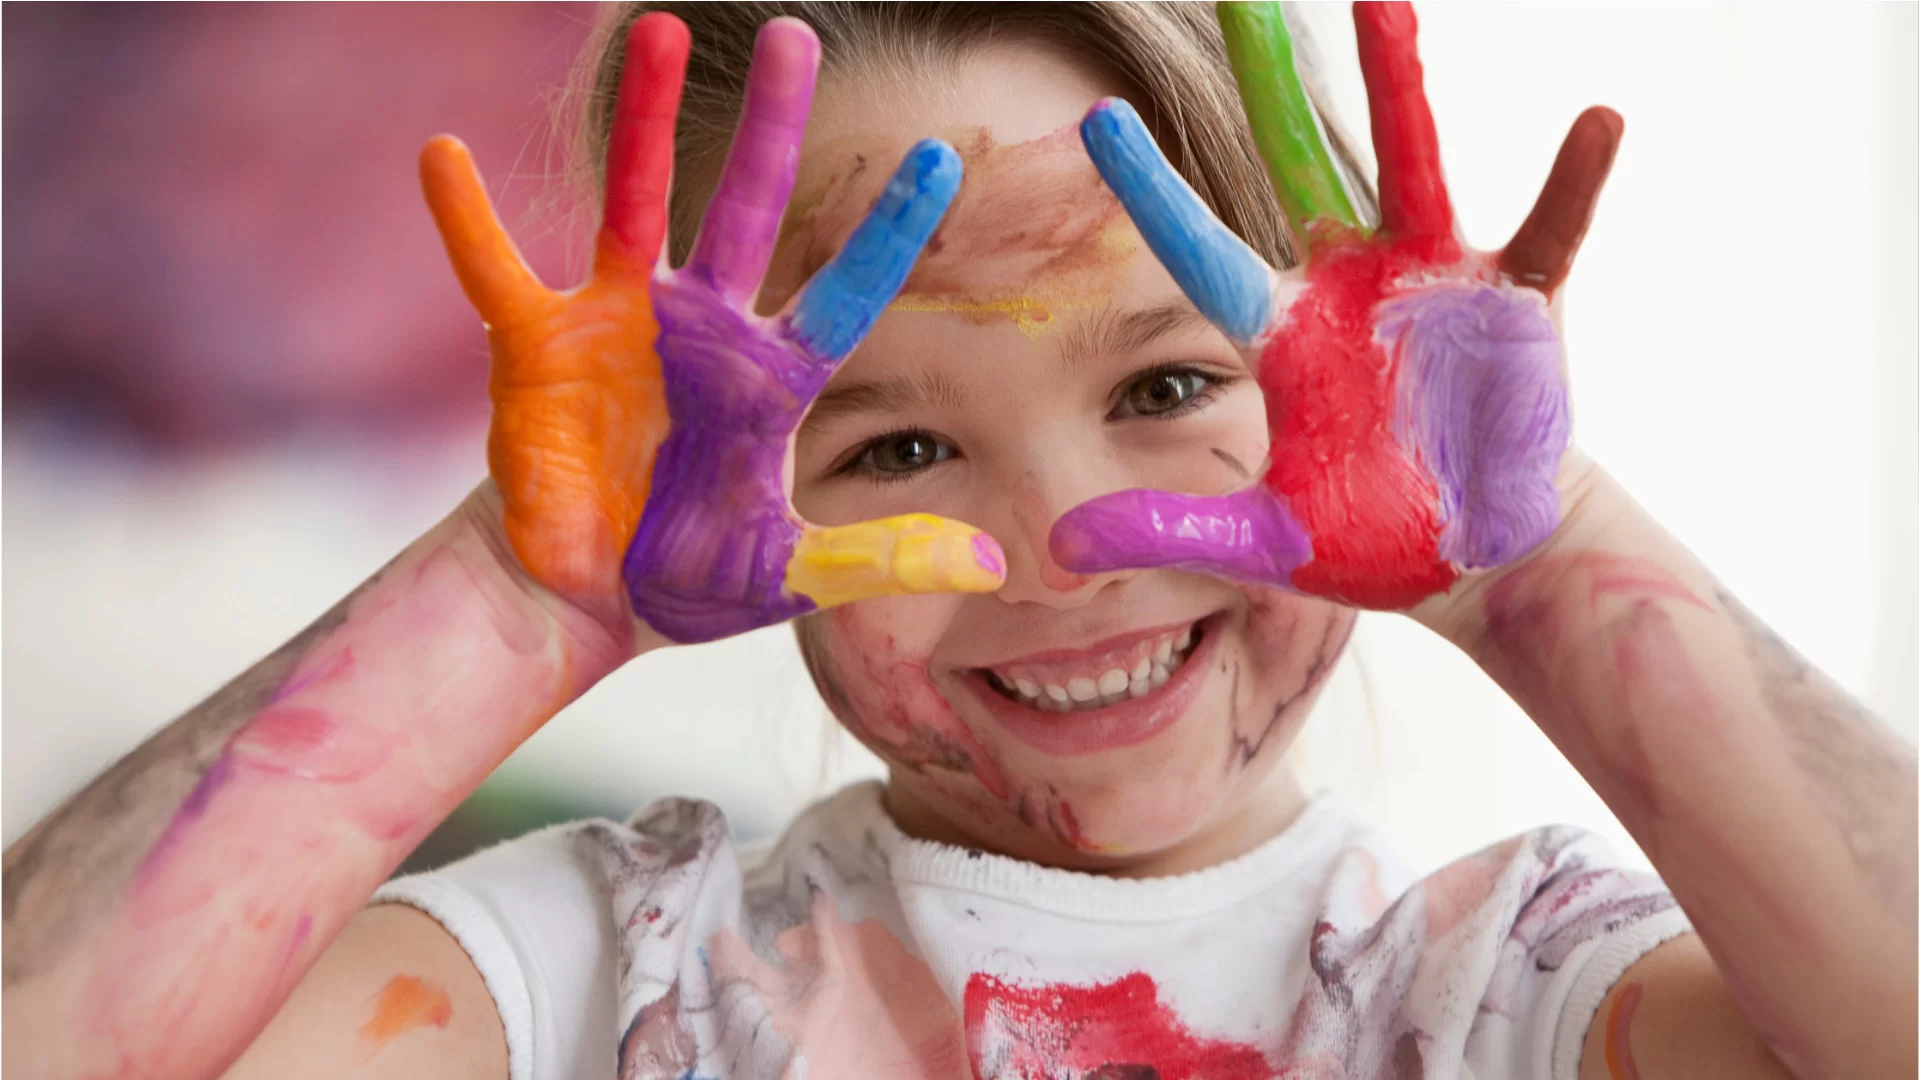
1051,2,1622,609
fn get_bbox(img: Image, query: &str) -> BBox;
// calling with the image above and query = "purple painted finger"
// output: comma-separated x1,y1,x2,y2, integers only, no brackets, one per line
1049,485,1314,589
683,18,820,305
623,274,830,643
1379,281,1569,569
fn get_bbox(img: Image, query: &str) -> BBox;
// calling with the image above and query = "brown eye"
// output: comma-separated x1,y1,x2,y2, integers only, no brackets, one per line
1118,370,1207,418
858,430,953,475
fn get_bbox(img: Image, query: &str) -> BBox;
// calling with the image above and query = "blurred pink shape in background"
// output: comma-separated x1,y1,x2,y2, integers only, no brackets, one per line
4,3,597,449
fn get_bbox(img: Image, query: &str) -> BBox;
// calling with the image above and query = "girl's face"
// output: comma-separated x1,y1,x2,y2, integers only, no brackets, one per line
773,43,1355,874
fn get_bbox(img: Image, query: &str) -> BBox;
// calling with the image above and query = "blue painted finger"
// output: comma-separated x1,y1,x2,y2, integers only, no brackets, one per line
1080,98,1274,346
788,139,962,362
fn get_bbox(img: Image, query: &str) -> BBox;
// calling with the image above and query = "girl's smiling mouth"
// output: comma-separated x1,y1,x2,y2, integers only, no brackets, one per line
961,613,1224,756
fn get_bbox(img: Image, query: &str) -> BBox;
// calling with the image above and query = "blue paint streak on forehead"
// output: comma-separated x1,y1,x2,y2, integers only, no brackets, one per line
1080,99,1272,346
788,139,962,361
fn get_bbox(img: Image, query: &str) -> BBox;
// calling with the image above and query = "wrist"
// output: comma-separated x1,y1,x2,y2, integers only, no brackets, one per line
449,481,658,688
1410,449,1630,650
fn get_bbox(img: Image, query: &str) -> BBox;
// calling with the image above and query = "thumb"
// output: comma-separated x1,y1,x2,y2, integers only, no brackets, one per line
784,514,1006,610
1049,486,1313,589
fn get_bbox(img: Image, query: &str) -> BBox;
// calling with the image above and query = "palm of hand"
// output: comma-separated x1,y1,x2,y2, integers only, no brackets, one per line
1053,1,1619,610
423,15,1002,645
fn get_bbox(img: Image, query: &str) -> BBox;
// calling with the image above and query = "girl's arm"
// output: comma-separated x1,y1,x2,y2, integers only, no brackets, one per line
1047,5,1912,1076
4,15,996,1078
2,483,637,1079
1424,456,1916,1080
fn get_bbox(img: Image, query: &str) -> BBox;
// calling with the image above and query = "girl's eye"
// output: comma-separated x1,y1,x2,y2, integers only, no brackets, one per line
1113,368,1213,420
850,429,955,479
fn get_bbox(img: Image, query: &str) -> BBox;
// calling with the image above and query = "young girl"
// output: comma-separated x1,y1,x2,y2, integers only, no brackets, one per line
4,3,1913,1078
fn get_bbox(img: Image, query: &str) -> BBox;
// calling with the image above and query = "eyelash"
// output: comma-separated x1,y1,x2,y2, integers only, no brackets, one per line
835,363,1236,485
1109,362,1229,422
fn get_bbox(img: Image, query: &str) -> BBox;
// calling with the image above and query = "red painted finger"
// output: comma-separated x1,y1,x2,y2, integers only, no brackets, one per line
683,18,820,305
596,13,691,280
1498,107,1624,296
1354,2,1457,251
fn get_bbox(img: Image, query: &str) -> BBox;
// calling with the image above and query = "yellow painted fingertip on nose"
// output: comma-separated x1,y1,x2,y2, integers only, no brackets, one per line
786,514,1006,610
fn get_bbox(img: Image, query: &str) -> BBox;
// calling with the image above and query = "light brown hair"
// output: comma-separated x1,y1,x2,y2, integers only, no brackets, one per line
565,1,1377,271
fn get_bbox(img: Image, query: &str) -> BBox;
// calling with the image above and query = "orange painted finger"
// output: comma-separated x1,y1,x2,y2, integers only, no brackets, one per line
1499,106,1624,296
1353,2,1456,243
420,136,545,325
595,13,691,281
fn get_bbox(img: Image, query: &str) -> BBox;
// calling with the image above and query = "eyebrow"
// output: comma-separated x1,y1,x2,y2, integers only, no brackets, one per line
1057,300,1215,370
801,368,970,429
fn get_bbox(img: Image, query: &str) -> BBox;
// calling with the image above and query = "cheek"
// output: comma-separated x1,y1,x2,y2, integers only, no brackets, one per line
1227,588,1355,768
816,602,1011,800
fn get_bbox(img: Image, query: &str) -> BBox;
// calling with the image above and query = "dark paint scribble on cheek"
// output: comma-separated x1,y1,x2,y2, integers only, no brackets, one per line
1227,590,1355,773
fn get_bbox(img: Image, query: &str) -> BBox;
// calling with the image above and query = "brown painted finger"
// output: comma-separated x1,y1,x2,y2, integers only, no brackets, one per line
1499,107,1624,296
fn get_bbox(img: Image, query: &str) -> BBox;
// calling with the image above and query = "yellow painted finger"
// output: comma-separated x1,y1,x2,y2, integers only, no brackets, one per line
785,514,1006,610
419,135,546,325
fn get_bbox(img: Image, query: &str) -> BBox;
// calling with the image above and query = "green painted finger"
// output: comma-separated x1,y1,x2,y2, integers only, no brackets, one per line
1217,1,1362,240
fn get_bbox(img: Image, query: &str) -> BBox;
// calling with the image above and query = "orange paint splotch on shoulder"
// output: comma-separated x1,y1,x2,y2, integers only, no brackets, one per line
359,973,454,1052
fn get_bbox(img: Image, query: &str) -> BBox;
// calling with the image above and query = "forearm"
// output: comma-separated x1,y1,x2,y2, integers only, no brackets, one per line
1,482,637,1080
1426,458,1917,1080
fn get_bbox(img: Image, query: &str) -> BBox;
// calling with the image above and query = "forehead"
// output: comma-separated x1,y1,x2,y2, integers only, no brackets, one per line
764,122,1138,318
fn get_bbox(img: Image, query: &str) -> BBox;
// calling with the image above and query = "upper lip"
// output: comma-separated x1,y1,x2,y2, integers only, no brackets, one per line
962,618,1203,673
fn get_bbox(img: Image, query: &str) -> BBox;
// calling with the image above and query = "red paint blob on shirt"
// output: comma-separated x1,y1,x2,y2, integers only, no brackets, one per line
1262,236,1456,608
359,974,453,1050
965,971,1270,1080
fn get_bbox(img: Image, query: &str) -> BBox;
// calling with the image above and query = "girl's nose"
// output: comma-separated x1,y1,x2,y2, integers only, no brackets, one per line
987,468,1137,609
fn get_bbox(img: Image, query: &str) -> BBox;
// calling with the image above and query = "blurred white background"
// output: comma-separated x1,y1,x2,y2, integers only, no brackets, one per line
5,3,1916,875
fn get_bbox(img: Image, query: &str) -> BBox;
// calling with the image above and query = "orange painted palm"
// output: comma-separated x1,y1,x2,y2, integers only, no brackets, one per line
419,15,1003,644
417,20,684,629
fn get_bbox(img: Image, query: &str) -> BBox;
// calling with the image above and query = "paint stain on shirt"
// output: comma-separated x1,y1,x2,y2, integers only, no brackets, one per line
359,974,453,1052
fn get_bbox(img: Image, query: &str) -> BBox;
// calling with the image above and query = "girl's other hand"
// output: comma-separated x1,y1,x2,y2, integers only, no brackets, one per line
1050,0,1621,610
423,15,1004,647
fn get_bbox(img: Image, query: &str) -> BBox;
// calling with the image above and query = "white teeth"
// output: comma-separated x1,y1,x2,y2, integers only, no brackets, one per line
1129,674,1151,699
1097,668,1129,696
1044,683,1070,703
1130,657,1151,682
1175,625,1194,651
1154,637,1173,665
1150,662,1170,689
1067,677,1099,702
1014,677,1041,699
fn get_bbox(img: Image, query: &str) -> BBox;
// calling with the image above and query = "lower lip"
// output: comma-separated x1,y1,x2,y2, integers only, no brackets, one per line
967,615,1221,757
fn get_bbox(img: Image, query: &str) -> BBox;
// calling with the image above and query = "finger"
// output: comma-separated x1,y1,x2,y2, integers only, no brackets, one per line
1353,2,1457,246
788,139,961,363
1080,98,1275,346
1048,485,1312,589
1498,107,1624,296
1217,1,1362,241
595,12,691,281
784,514,1006,609
419,136,544,324
682,17,820,305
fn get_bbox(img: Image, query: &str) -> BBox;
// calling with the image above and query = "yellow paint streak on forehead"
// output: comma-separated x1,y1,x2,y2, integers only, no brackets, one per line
887,294,1087,338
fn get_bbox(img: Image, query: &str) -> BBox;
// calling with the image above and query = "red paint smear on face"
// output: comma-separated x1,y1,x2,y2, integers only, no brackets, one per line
1263,238,1456,608
827,606,1011,800
359,974,453,1051
1603,980,1643,1080
964,971,1271,1080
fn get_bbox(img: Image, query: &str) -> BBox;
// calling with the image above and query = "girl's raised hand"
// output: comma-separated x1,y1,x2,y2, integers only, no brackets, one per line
422,15,1003,644
1050,1,1621,610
